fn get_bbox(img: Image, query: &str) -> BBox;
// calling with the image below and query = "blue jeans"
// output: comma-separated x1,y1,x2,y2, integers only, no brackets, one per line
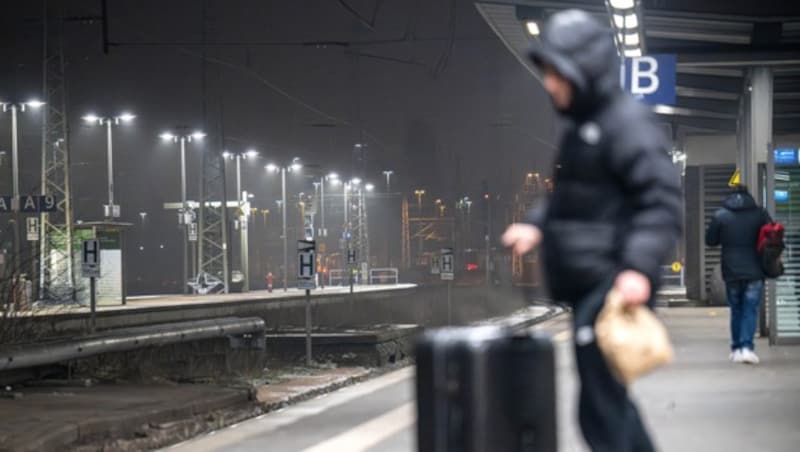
725,280,764,351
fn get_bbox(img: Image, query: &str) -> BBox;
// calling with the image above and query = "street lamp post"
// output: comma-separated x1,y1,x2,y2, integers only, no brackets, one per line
381,171,394,267
2,100,45,306
83,112,135,220
382,170,394,192
414,189,426,216
160,130,205,294
266,158,302,291
224,149,259,292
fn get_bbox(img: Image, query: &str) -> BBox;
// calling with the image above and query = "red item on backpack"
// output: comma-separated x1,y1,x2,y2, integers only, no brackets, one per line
757,222,784,253
758,222,785,279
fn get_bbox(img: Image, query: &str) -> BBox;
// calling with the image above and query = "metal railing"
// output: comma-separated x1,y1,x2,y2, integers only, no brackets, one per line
369,268,399,285
328,269,347,286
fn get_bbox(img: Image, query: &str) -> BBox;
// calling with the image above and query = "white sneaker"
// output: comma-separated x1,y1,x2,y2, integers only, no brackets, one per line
740,349,760,365
729,349,744,363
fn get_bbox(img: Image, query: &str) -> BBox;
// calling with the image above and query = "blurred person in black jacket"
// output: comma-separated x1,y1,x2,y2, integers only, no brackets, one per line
503,9,682,452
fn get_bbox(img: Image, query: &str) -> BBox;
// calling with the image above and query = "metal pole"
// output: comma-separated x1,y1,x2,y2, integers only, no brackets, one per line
447,280,452,325
486,196,491,286
320,178,325,236
105,120,114,218
344,183,349,232
237,154,249,292
11,106,21,286
180,137,188,294
90,276,96,333
320,179,325,289
305,288,312,366
282,168,288,291
235,155,242,205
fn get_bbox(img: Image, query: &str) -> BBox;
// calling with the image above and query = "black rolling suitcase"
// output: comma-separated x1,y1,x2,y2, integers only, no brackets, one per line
415,326,557,452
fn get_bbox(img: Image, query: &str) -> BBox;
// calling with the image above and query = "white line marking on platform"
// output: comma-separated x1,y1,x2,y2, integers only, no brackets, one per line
300,403,414,452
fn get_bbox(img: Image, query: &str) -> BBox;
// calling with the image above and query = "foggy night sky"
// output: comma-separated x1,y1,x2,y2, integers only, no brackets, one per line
0,0,558,292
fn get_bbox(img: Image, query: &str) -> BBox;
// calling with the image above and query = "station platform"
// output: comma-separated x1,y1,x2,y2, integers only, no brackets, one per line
30,284,417,316
163,306,800,452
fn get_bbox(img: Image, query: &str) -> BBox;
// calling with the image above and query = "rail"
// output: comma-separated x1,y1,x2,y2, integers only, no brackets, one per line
369,268,399,285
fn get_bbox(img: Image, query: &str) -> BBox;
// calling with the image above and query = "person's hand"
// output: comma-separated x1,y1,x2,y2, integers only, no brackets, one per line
614,270,651,306
502,223,542,255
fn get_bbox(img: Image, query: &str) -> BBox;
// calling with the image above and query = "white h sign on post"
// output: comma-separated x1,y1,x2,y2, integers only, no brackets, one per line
26,217,40,241
297,240,316,289
440,247,454,281
82,239,101,278
188,223,198,242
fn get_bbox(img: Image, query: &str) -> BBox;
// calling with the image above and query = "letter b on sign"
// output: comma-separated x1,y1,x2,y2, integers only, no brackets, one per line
624,54,675,105
632,57,659,95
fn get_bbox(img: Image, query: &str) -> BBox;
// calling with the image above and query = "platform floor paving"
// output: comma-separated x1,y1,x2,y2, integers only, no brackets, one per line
170,307,800,452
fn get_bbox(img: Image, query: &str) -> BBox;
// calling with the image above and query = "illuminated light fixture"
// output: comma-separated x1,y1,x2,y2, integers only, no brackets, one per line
82,114,100,123
351,177,362,186
117,112,136,122
222,151,232,158
652,104,677,115
614,14,639,29
25,100,45,109
327,172,339,180
191,131,206,140
365,183,375,192
624,48,642,57
245,149,259,158
623,13,638,28
526,21,540,36
159,132,176,141
609,0,635,9
265,163,278,172
624,33,640,46
290,160,302,172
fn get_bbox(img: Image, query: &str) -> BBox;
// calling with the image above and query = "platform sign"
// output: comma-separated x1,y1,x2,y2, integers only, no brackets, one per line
188,223,198,242
0,196,10,213
40,195,57,212
81,239,101,278
624,54,676,105
347,248,357,265
297,240,316,289
26,217,39,241
774,148,799,165
431,254,441,274
19,195,40,213
440,247,454,281
303,214,314,241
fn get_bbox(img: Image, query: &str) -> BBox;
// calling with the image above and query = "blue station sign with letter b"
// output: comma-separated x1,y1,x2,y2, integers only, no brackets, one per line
624,54,676,105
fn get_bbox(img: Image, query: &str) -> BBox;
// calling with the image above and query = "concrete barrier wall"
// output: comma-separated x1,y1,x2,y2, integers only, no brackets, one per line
266,284,539,330
11,283,541,340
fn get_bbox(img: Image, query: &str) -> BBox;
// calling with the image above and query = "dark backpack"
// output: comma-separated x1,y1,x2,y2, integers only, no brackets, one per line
758,222,785,279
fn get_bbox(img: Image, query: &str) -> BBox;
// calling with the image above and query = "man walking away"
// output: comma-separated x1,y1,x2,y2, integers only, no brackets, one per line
706,184,771,365
503,9,682,452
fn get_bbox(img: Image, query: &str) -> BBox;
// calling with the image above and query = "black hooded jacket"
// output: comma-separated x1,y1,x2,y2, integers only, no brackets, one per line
525,10,683,302
705,191,771,282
